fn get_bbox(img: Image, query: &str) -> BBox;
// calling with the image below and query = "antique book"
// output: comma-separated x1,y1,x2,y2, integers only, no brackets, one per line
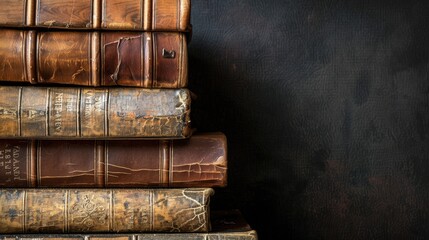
0,0,190,31
0,86,191,139
0,209,257,239
0,132,227,188
0,188,213,233
0,29,187,87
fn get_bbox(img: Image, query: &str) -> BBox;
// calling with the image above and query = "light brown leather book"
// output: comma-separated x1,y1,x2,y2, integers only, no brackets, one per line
0,86,191,139
0,0,191,31
0,29,187,87
0,209,258,239
0,132,227,188
0,188,213,233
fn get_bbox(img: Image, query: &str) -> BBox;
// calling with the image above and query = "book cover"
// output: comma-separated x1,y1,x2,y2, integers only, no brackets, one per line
0,209,257,239
0,132,227,188
0,0,191,31
0,30,187,87
0,188,213,233
0,86,191,139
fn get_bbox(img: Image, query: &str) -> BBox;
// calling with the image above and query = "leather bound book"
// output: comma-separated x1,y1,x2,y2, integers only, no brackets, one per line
0,210,258,239
0,188,213,233
0,0,191,31
0,29,187,88
0,132,227,188
0,86,191,139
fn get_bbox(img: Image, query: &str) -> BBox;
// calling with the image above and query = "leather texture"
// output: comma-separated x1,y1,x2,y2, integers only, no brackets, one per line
0,210,257,239
0,29,187,87
0,86,191,138
0,188,213,233
0,133,227,187
0,0,191,31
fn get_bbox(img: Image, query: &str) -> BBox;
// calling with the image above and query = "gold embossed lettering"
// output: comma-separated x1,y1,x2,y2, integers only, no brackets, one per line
54,93,63,131
0,148,11,182
84,92,94,125
12,146,20,180
4,150,11,175
66,97,74,112
0,146,21,182
94,96,103,111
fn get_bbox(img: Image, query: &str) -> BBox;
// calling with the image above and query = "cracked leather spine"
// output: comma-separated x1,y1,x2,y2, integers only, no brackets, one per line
0,188,214,233
0,0,190,31
0,29,187,87
0,133,227,188
0,210,257,239
0,86,191,139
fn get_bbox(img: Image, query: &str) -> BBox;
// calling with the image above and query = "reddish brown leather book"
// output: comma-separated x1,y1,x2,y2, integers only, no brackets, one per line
0,188,213,233
0,0,191,31
0,132,227,188
0,29,187,87
0,86,191,139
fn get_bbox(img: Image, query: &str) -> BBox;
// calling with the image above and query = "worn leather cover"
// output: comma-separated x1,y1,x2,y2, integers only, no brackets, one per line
0,132,227,187
0,86,191,139
0,0,191,31
0,188,213,233
0,210,257,239
0,29,187,87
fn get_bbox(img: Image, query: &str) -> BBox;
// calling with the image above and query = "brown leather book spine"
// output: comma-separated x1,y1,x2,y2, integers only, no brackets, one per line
100,31,187,87
0,29,187,87
153,32,188,88
93,0,102,29
102,0,190,31
0,86,191,139
0,188,213,233
0,0,191,31
25,30,37,84
35,0,93,28
0,29,26,82
0,0,27,26
37,31,95,86
26,0,36,26
152,0,191,31
0,133,227,187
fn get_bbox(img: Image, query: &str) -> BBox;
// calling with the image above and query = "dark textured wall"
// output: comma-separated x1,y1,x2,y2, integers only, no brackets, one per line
188,0,429,239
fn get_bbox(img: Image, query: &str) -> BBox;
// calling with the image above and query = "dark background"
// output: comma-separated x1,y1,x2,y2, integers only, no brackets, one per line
188,0,429,239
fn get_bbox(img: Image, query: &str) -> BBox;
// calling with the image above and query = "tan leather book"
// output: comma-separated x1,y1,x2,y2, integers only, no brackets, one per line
0,188,213,233
0,209,258,239
0,132,227,188
0,86,191,139
0,29,187,87
0,0,191,31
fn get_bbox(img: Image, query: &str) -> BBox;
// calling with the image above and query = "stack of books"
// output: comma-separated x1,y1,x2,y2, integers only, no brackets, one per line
0,0,257,239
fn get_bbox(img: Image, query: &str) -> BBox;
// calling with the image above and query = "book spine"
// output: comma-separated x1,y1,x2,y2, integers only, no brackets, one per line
0,188,213,233
0,133,227,188
0,0,27,26
0,0,190,31
25,30,37,84
0,29,187,87
0,86,191,139
26,0,36,26
152,0,191,31
93,0,102,29
0,231,258,240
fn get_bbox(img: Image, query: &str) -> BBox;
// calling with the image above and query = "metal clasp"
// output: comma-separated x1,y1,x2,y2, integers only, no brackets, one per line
162,48,176,58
